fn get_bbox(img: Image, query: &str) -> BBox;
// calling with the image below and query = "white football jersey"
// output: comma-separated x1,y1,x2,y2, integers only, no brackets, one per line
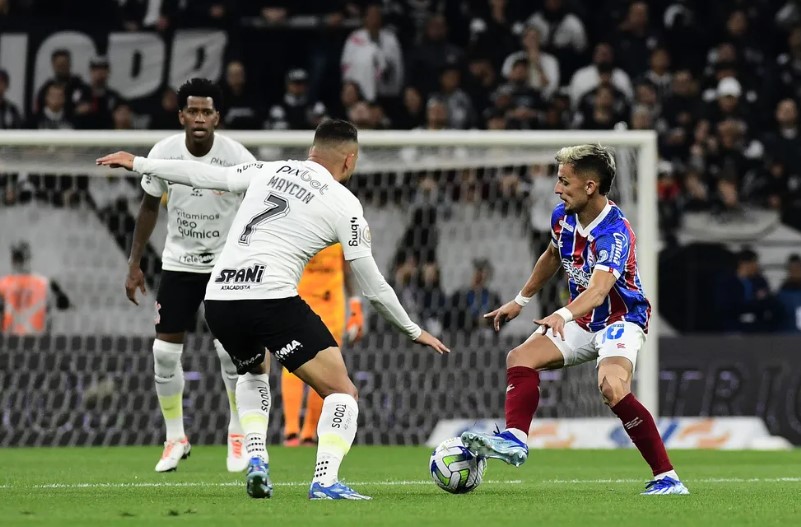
141,133,256,273
205,160,372,300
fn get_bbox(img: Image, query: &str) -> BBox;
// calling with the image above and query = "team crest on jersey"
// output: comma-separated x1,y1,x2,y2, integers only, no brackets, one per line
598,249,610,263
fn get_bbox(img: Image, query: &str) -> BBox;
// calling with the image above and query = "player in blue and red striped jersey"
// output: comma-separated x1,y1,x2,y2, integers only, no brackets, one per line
462,144,689,495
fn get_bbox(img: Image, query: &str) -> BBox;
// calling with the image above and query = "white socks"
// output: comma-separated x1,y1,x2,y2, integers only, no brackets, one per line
236,373,271,462
213,339,242,435
655,470,680,481
506,428,528,444
152,339,185,440
313,393,359,486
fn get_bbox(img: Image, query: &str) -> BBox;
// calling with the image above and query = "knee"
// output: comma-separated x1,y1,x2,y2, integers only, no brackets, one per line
599,376,628,406
506,346,527,368
153,340,183,380
317,379,358,400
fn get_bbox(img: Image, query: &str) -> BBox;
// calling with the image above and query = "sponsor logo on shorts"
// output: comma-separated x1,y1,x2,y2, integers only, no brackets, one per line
215,264,265,290
154,302,161,324
275,340,303,361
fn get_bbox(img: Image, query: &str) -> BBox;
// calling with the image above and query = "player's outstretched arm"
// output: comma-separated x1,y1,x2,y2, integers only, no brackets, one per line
348,255,449,354
96,152,254,193
485,243,562,332
536,268,617,340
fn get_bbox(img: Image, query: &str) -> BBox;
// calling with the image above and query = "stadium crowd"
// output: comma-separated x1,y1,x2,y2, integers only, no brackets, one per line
1,0,801,334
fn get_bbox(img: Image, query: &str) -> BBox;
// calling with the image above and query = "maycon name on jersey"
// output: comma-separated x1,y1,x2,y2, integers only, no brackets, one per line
262,164,331,205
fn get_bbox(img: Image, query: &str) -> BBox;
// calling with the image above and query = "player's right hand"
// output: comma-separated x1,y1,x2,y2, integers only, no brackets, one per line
484,300,523,332
414,330,450,355
96,151,135,171
125,266,146,305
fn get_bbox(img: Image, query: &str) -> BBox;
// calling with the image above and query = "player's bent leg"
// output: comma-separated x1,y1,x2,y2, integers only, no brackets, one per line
598,353,688,495
463,334,564,467
153,333,191,472
236,355,274,499
281,367,304,446
213,339,247,472
291,347,370,500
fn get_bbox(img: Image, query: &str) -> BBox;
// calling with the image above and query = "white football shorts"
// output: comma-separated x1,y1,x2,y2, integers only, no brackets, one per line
536,320,645,370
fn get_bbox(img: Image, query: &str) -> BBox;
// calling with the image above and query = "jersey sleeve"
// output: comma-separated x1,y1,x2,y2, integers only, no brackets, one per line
592,228,631,279
140,142,168,197
549,203,565,247
335,204,373,261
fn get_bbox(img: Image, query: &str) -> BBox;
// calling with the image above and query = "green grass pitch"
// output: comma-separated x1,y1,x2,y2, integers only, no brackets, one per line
1,446,799,526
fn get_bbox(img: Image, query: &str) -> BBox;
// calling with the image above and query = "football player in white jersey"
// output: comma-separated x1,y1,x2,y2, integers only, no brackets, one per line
98,119,449,500
125,78,256,473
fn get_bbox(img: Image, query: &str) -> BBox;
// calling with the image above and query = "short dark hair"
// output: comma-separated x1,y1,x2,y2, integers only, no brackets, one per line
51,49,70,61
313,119,358,145
555,144,617,195
738,248,758,263
176,78,223,110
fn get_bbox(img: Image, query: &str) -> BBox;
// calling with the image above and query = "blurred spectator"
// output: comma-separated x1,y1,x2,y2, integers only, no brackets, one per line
720,9,764,76
568,42,633,107
0,241,70,336
148,87,180,130
762,98,801,177
416,261,447,337
331,81,364,121
395,85,425,129
341,3,404,102
27,83,73,129
112,102,134,130
34,49,89,118
613,1,663,78
501,56,545,129
463,54,498,115
703,77,754,137
541,90,572,130
661,69,701,160
423,97,449,130
526,0,587,80
268,69,326,130
774,26,801,106
175,0,237,29
121,0,173,32
347,101,376,130
777,254,801,332
406,13,463,95
502,26,560,100
573,83,626,130
447,258,501,333
629,104,654,130
642,47,673,101
78,56,124,130
0,69,22,129
468,0,519,69
220,60,261,130
431,64,476,129
485,108,508,130
715,248,780,332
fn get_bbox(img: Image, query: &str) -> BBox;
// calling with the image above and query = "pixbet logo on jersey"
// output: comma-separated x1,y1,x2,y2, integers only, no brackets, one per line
215,264,265,290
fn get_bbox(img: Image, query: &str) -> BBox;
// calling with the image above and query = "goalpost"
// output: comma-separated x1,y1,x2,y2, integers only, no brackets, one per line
0,129,659,417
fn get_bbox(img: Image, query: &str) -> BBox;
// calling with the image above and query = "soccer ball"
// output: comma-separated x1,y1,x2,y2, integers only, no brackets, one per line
429,437,487,494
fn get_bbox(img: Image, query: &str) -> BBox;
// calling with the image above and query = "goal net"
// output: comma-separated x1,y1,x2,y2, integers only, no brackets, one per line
0,130,658,446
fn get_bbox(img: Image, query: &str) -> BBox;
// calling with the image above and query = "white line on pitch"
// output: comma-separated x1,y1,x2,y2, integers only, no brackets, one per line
3,477,801,490
1,479,523,490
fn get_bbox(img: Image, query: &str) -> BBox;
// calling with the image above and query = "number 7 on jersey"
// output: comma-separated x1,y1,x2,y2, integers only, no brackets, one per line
239,193,290,245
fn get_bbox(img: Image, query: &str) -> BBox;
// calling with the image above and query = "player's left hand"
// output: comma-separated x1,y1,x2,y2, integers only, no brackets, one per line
534,312,567,341
345,297,364,344
96,151,135,171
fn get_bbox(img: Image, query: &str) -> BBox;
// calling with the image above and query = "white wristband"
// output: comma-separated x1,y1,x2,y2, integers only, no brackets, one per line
514,291,532,306
555,307,574,322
